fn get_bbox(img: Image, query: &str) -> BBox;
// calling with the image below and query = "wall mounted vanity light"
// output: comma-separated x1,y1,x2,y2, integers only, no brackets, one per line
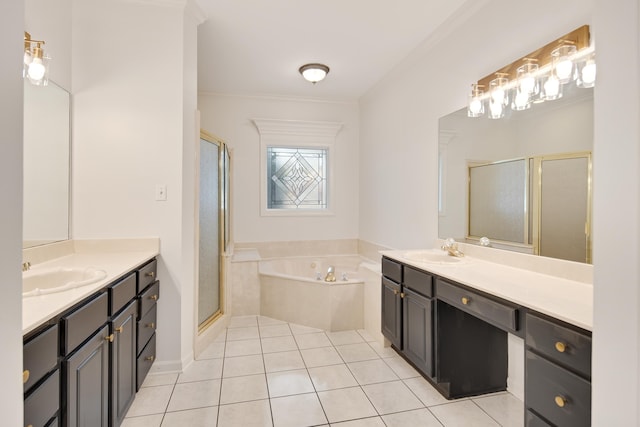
299,63,330,84
467,25,595,119
23,32,51,86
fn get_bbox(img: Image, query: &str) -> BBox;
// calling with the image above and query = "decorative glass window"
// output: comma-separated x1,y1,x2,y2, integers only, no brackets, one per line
267,147,328,210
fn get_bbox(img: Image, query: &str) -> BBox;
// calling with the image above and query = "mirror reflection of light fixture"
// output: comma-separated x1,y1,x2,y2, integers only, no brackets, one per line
467,25,595,119
299,63,330,84
24,32,50,86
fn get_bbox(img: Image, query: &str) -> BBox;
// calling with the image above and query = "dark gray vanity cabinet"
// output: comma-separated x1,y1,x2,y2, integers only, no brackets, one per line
111,301,138,427
402,267,434,377
381,257,402,349
136,273,159,391
23,323,59,427
525,312,592,426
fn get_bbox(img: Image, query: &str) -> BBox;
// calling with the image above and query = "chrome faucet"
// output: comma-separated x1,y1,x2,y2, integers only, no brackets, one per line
22,261,31,272
441,238,464,257
324,266,336,282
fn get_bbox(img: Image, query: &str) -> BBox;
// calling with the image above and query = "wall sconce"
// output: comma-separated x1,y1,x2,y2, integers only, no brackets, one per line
467,25,595,119
24,32,50,86
299,63,330,84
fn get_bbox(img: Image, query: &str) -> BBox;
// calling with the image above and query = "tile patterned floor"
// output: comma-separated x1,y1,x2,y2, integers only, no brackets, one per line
123,315,524,427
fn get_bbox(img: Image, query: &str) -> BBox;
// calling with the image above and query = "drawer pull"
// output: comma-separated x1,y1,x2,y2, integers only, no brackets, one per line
115,326,124,333
146,271,155,278
461,297,470,305
105,334,114,343
554,395,567,408
150,294,159,301
555,341,567,353
400,292,405,298
145,355,155,362
393,289,398,295
23,370,30,384
147,322,156,329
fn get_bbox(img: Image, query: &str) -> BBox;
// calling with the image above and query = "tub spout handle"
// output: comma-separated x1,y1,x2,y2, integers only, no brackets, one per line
325,266,336,282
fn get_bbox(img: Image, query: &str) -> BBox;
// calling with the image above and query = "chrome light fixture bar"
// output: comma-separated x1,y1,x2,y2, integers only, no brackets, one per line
24,31,51,86
467,25,594,119
299,63,330,84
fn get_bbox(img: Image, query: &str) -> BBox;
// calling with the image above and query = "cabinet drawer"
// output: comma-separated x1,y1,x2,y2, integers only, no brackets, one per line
137,304,157,355
23,324,58,393
526,350,591,427
110,272,137,315
404,266,433,298
24,369,59,427
381,257,402,283
526,410,552,427
526,313,591,379
436,279,518,333
61,292,108,355
139,281,160,319
137,333,156,391
137,259,158,293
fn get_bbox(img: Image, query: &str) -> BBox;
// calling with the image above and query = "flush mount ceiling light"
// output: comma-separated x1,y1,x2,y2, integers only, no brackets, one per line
467,25,595,120
299,63,330,84
23,31,51,86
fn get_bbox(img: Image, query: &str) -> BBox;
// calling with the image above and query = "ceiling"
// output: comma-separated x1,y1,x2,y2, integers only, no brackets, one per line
196,0,468,101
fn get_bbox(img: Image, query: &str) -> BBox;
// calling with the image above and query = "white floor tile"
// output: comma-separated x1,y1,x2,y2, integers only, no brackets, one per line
161,406,218,427
383,356,421,379
382,408,443,427
266,369,315,397
403,377,451,407
228,316,258,328
227,326,260,341
347,359,399,385
335,343,379,363
141,373,179,388
293,332,332,349
126,385,173,417
261,335,298,354
367,341,399,359
224,338,262,357
258,316,287,326
317,386,378,423
429,400,500,427
217,399,273,427
473,393,524,427
300,346,344,368
271,393,328,427
122,414,164,427
197,342,225,360
289,323,324,335
356,329,376,342
325,330,365,346
259,324,292,338
330,417,386,426
178,359,223,383
263,350,305,373
220,374,269,404
308,364,358,391
223,354,265,378
167,380,221,412
362,380,424,415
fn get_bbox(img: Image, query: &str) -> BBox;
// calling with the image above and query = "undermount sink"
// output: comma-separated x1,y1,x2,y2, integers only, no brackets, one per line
23,267,107,297
402,250,467,265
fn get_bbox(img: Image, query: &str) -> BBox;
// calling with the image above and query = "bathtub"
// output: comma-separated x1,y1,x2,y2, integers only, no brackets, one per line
258,255,369,331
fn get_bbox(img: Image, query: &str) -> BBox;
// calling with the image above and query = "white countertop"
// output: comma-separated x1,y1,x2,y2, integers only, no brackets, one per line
381,249,593,331
23,239,159,335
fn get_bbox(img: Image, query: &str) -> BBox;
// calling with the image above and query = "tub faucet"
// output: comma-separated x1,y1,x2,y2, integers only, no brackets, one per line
441,238,464,257
22,261,31,272
325,266,336,282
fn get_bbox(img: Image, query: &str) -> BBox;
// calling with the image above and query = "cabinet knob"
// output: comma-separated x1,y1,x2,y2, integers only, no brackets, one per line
554,395,567,408
147,322,155,329
555,341,567,353
105,334,114,343
146,271,155,278
145,355,155,362
150,294,159,301
461,297,470,305
400,292,405,298
23,370,30,384
115,326,124,333
393,289,398,295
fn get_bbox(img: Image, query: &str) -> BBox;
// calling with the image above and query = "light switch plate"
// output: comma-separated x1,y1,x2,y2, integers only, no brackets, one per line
155,185,167,201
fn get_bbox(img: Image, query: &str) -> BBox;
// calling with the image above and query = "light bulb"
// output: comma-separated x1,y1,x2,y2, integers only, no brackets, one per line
28,58,46,81
491,88,505,104
23,50,32,66
555,58,574,82
301,68,326,83
543,75,561,100
469,98,482,114
519,76,535,94
489,100,504,119
512,89,530,111
581,61,596,85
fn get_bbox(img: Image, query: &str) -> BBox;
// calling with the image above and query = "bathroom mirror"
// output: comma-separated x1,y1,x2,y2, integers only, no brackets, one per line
23,80,71,248
438,86,593,263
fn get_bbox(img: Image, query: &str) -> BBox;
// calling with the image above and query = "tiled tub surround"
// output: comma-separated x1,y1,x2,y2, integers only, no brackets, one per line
123,315,524,427
22,238,160,334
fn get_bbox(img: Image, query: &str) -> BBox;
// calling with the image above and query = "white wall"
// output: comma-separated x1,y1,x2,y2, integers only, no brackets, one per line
72,0,201,370
0,0,25,423
360,0,640,422
198,94,360,243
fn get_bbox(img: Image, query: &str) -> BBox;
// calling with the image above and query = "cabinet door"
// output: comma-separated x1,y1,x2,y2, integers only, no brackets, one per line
402,288,433,377
64,324,109,427
381,277,402,348
112,301,137,427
